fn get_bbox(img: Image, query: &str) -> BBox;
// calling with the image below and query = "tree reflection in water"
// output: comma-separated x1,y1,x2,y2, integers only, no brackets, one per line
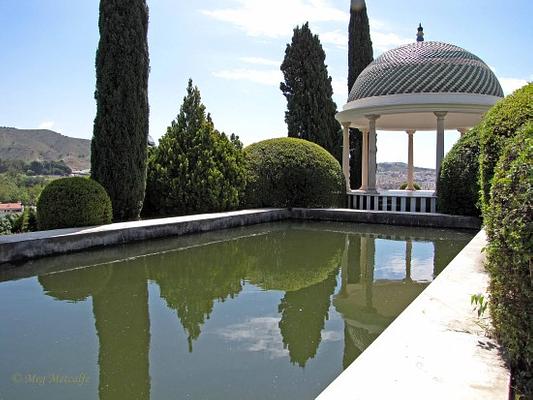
278,272,338,367
33,223,472,398
39,261,151,400
148,239,248,352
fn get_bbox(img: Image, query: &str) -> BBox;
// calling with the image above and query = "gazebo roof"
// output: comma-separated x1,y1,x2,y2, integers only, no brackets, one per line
337,41,504,131
349,41,503,101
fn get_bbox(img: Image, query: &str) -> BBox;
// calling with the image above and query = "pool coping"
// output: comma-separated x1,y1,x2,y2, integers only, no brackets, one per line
0,208,480,265
317,229,511,400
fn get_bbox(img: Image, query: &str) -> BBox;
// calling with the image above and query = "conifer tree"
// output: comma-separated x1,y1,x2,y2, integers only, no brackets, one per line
280,23,342,162
348,0,373,189
92,0,150,221
143,80,246,217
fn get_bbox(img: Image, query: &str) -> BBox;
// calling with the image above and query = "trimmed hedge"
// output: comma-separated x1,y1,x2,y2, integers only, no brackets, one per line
437,128,481,216
244,138,344,208
37,177,112,230
485,123,532,395
479,83,532,211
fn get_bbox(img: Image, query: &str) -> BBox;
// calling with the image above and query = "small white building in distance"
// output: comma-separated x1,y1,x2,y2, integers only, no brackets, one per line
0,202,24,215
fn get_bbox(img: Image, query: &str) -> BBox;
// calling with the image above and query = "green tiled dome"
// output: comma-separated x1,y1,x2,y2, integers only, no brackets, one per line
348,41,504,101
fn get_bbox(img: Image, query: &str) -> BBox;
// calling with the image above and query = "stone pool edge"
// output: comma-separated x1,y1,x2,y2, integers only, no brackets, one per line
0,209,289,265
317,229,511,400
1,208,480,265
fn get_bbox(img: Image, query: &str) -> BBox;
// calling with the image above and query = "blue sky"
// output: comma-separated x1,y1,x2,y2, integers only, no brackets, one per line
1,0,531,168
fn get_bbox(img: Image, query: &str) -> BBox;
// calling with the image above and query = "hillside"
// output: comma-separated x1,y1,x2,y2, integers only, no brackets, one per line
0,127,91,170
377,162,436,190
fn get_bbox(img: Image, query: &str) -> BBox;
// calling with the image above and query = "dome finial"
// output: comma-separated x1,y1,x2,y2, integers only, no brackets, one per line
417,23,424,42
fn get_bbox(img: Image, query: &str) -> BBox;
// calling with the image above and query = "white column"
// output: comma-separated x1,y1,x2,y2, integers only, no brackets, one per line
341,121,351,192
339,234,350,298
434,112,447,192
406,130,416,191
360,129,369,191
405,239,412,282
366,115,380,193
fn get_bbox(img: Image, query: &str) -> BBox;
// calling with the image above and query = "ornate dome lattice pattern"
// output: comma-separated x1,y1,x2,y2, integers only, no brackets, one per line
348,41,504,101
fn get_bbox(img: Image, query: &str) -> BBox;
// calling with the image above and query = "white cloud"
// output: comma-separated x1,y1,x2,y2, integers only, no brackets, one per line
369,18,386,30
201,0,347,38
202,1,409,53
213,68,282,86
239,57,280,67
319,27,410,53
218,317,289,359
498,77,528,95
321,330,343,342
332,77,348,99
371,31,411,53
38,120,55,130
319,30,347,48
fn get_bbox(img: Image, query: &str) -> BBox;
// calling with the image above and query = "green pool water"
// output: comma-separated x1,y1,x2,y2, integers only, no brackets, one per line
0,221,474,400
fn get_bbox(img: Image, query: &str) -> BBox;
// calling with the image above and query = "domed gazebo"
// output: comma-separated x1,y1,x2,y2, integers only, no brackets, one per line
337,29,503,213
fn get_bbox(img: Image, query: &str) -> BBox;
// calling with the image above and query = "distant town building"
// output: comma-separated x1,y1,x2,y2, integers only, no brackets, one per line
71,169,91,177
0,202,24,214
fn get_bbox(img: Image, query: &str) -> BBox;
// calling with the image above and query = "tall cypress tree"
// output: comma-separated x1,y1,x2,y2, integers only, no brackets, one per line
348,0,373,189
92,0,150,221
280,22,342,162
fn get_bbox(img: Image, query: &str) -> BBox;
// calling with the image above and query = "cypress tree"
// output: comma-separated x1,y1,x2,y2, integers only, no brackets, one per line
348,0,373,189
92,0,150,221
280,22,342,162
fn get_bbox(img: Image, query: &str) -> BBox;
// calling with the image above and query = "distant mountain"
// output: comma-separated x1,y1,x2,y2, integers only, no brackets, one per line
0,127,91,170
377,162,436,190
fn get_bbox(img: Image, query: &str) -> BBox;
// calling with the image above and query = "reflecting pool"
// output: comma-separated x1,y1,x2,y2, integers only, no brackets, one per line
0,222,474,400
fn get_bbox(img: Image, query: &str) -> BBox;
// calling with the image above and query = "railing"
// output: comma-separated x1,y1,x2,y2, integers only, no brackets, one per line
347,190,437,213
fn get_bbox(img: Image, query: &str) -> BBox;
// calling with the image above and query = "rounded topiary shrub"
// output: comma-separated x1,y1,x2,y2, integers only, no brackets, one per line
437,127,481,216
485,122,532,395
37,177,113,230
479,83,532,211
244,138,344,208
399,182,421,190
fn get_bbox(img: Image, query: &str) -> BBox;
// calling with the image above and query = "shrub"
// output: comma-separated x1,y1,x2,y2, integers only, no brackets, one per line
244,138,344,208
399,182,421,190
479,83,532,211
437,128,481,216
37,177,112,230
484,123,532,395
7,207,38,234
0,215,14,236
143,80,246,217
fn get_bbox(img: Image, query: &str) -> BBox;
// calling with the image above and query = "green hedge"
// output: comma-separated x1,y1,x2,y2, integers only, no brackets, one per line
244,138,344,208
37,177,112,230
437,128,481,216
479,83,532,211
485,123,532,395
